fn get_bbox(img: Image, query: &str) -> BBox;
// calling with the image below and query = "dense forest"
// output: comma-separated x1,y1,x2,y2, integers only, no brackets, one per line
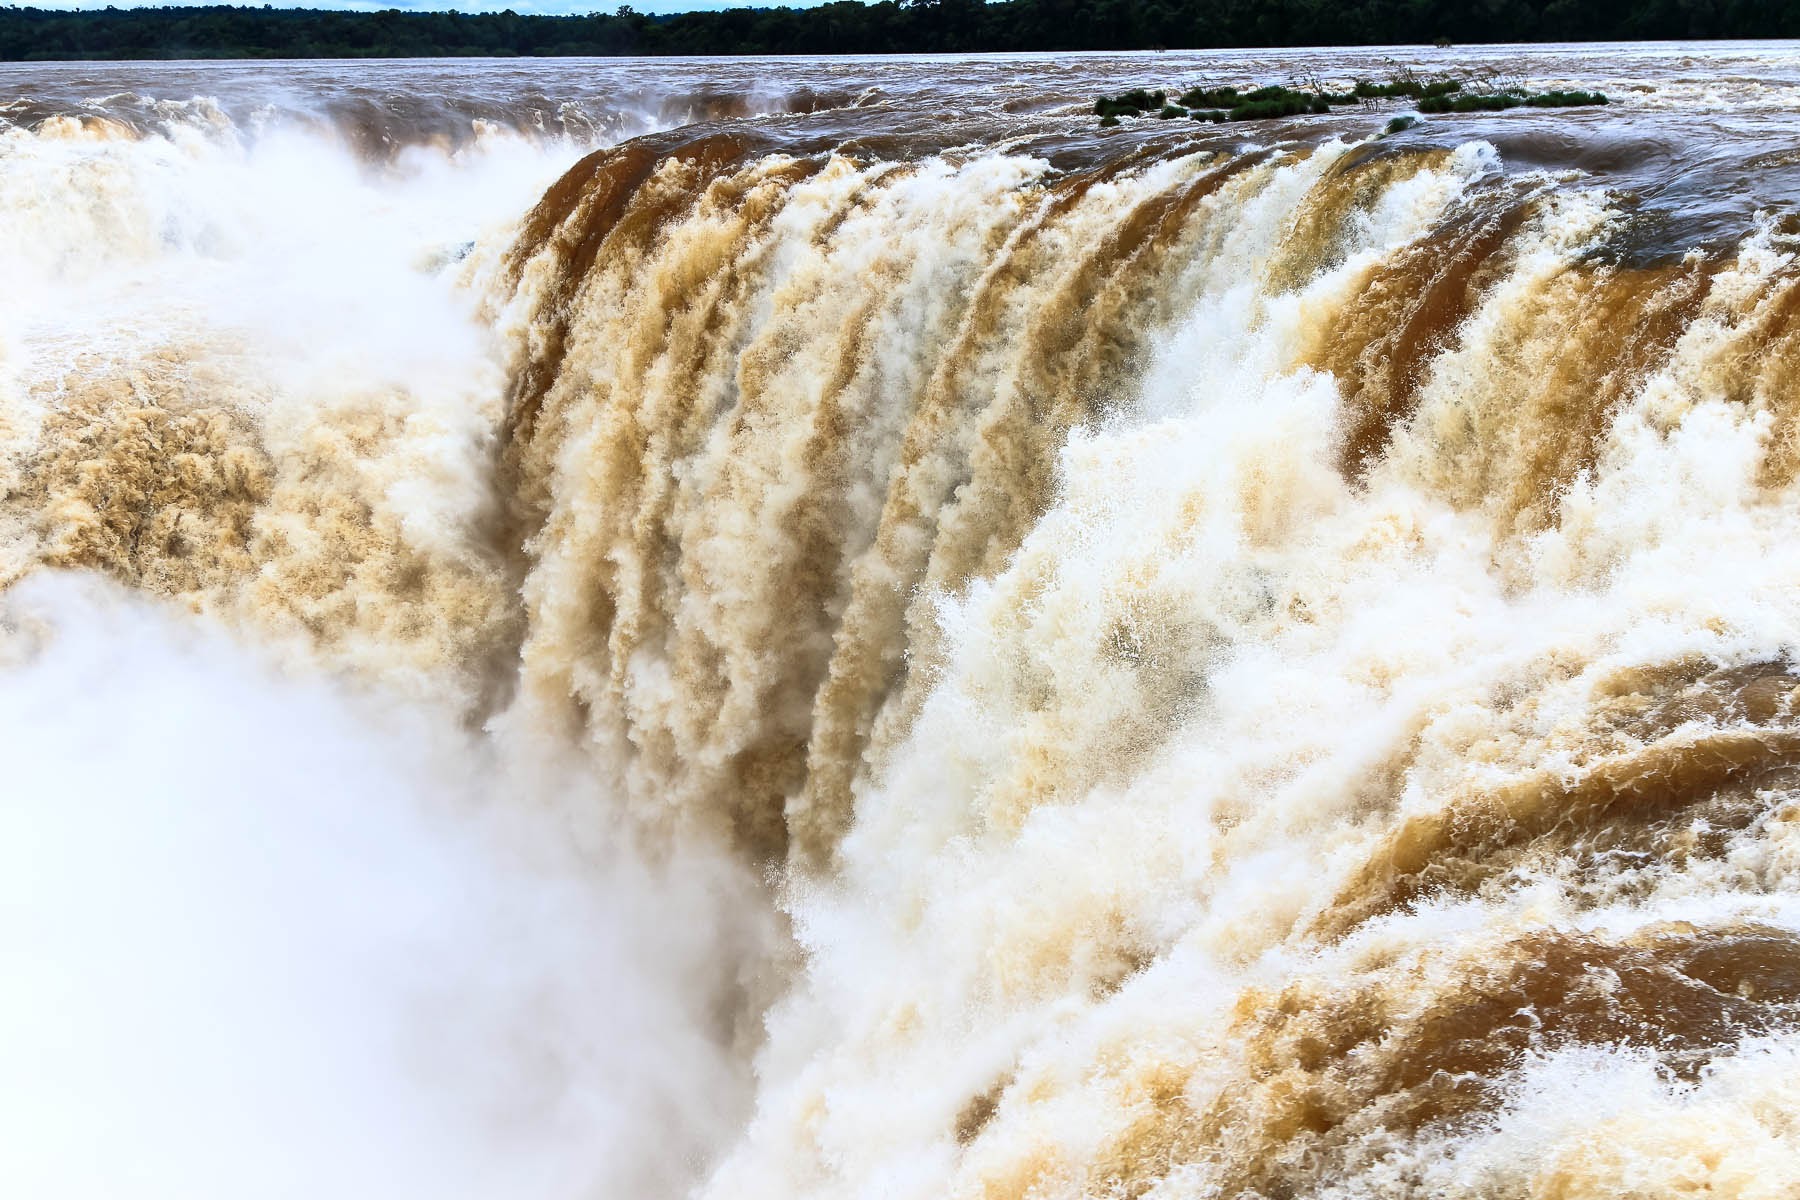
0,0,1785,61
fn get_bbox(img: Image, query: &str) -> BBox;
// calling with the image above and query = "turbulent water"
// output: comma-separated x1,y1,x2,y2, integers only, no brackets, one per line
9,43,1800,1199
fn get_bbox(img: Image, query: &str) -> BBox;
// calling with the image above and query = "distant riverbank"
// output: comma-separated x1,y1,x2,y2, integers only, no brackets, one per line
0,0,1791,62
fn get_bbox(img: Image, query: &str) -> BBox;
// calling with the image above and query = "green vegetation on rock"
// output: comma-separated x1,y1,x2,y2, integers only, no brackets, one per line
1094,89,1167,118
1352,77,1462,99
1417,88,1609,111
1100,75,1606,126
1228,92,1332,119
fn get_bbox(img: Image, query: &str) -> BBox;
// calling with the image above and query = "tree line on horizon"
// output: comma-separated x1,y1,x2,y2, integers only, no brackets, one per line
0,0,1781,61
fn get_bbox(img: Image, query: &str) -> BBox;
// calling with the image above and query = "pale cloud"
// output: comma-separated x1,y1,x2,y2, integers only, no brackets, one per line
8,0,847,12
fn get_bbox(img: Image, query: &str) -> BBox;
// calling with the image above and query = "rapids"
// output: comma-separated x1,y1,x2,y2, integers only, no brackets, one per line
8,43,1800,1200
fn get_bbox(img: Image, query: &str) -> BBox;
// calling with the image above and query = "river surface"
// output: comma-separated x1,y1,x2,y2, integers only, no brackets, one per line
6,44,1800,1200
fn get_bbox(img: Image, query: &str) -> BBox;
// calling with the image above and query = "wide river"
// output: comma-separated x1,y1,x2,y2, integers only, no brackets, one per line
6,44,1800,1200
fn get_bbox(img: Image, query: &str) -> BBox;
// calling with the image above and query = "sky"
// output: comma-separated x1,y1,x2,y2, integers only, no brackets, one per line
10,0,848,11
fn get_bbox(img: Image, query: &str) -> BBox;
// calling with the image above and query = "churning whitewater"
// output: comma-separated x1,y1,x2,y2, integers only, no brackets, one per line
8,46,1800,1200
